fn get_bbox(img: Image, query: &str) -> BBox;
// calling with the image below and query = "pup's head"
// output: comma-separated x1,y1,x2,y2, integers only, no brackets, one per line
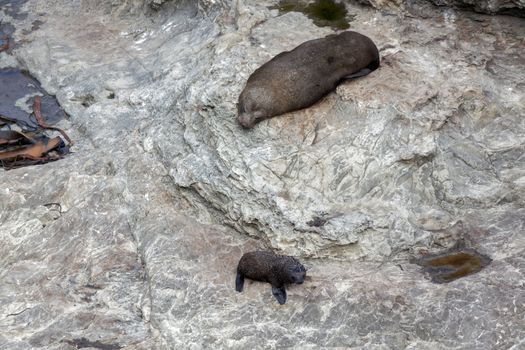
287,259,307,284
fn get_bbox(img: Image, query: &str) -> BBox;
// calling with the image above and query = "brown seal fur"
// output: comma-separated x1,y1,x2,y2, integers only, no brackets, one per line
235,251,306,305
238,31,380,128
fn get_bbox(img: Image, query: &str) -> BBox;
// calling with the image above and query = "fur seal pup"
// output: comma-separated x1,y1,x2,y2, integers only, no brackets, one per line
238,31,380,128
235,251,306,305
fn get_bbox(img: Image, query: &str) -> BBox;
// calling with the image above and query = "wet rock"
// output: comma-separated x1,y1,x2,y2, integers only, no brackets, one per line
0,69,67,128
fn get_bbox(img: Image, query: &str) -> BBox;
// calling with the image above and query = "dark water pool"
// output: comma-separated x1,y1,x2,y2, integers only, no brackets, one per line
0,69,67,129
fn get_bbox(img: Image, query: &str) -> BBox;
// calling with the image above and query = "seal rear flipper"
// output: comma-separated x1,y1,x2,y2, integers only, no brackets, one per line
272,286,287,305
342,68,373,80
235,272,244,292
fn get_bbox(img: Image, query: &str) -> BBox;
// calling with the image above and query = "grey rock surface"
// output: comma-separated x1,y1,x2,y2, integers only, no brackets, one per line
357,0,525,16
1,0,524,349
427,0,525,16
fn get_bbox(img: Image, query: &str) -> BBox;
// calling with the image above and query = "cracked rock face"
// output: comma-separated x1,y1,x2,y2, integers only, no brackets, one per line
428,0,525,16
358,0,525,16
1,0,524,349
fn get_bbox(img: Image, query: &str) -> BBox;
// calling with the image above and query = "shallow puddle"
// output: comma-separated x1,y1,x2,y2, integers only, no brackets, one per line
0,0,29,20
414,248,492,283
0,20,15,50
0,69,70,169
270,0,352,30
1,2,70,169
0,69,67,128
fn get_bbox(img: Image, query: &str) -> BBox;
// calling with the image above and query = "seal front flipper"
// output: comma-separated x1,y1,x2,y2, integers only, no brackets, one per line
272,286,287,305
236,272,245,292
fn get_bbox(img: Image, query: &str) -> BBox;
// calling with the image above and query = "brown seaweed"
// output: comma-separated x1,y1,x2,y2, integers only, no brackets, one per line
414,248,492,283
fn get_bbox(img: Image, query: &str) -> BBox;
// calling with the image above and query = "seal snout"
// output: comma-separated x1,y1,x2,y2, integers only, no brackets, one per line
238,113,255,129
295,274,306,284
290,266,307,284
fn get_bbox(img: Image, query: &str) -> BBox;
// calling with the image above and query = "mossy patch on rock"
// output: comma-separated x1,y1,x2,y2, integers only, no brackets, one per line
270,0,352,30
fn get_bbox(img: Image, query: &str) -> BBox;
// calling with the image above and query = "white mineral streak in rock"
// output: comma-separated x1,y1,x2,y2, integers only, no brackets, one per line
0,0,524,348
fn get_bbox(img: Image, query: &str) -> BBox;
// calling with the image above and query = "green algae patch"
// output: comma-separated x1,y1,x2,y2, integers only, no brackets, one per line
414,248,492,283
273,1,298,13
270,0,352,30
306,0,350,29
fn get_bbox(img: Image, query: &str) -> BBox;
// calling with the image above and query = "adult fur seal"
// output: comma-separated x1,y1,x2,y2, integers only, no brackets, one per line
235,251,306,305
238,31,380,128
